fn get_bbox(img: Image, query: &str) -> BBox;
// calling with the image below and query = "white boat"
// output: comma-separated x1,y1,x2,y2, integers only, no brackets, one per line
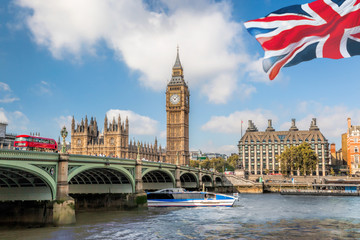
147,188,236,207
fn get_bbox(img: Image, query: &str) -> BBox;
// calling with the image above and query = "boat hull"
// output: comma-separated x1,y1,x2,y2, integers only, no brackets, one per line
147,199,235,207
146,188,236,207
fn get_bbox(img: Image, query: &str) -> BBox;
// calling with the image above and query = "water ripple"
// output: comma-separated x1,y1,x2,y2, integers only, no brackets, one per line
1,194,360,239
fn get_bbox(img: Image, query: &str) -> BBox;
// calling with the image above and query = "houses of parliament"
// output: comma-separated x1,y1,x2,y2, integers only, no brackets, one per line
71,48,190,166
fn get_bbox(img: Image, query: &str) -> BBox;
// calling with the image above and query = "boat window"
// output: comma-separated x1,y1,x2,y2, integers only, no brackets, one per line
204,193,216,199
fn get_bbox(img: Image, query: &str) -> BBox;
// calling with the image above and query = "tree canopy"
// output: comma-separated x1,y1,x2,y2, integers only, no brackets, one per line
278,142,317,176
190,156,238,172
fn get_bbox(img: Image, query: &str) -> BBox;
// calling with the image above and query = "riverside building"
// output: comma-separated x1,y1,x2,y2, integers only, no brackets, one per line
342,118,360,175
238,118,329,176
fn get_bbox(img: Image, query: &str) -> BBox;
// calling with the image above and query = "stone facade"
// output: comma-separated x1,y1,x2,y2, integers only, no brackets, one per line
238,118,329,176
71,115,165,161
343,118,360,174
166,48,190,166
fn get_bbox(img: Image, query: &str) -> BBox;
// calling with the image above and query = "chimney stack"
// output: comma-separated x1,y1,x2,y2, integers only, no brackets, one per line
266,119,275,132
289,118,299,131
348,117,352,129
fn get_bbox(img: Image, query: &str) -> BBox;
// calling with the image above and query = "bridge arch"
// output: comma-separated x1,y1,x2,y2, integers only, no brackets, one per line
180,172,199,189
215,176,223,186
68,165,135,193
0,162,56,200
142,168,175,190
202,174,213,188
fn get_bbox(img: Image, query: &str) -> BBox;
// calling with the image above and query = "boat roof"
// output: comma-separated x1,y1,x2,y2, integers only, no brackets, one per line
153,188,186,193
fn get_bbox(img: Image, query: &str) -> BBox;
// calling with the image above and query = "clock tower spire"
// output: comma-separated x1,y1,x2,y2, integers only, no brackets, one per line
166,47,190,166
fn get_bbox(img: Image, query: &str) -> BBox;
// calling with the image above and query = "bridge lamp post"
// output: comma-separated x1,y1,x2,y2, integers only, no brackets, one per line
60,126,68,154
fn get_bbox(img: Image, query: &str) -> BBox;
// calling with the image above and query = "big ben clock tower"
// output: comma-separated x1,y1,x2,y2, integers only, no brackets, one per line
166,47,190,166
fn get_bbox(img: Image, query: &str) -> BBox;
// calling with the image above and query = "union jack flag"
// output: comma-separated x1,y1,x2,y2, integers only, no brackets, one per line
244,0,360,80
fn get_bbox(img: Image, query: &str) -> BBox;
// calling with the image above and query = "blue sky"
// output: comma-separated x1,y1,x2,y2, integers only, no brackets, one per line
0,0,359,154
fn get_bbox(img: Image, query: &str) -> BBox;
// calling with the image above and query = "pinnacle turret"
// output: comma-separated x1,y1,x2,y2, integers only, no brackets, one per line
71,116,75,132
169,47,185,85
173,46,183,70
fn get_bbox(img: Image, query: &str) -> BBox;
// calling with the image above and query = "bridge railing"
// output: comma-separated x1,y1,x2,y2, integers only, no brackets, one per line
68,154,136,165
0,149,59,160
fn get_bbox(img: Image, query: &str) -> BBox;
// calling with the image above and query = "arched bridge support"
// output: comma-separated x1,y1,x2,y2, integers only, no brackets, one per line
176,164,181,188
198,167,203,191
53,153,75,226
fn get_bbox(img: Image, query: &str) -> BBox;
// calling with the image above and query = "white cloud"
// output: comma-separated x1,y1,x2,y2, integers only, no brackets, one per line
55,115,72,132
244,58,268,82
238,84,257,100
16,0,263,104
106,109,158,135
159,130,166,139
192,140,237,155
201,109,277,134
38,81,52,95
3,110,29,132
0,82,10,91
30,81,53,96
0,82,19,103
0,108,9,124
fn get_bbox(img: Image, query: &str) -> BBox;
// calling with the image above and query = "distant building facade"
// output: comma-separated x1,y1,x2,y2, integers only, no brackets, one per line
329,143,347,175
71,115,165,162
189,150,229,161
342,118,360,175
238,118,329,176
0,123,16,149
190,150,202,161
203,153,228,160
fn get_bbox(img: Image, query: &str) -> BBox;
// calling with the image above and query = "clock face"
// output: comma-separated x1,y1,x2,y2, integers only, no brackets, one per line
170,94,180,104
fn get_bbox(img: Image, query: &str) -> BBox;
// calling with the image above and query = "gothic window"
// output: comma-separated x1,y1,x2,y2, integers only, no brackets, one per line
77,139,81,146
110,138,115,145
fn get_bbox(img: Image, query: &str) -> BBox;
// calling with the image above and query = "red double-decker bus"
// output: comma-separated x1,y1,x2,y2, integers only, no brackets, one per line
14,135,58,152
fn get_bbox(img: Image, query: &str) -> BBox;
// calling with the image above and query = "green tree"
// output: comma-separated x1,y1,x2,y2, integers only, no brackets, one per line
330,167,335,176
278,145,295,176
200,158,211,170
278,143,317,176
211,157,226,172
190,160,200,168
227,154,239,169
297,142,317,175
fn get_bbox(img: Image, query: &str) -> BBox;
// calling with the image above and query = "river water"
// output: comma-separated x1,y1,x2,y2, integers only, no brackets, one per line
1,194,360,239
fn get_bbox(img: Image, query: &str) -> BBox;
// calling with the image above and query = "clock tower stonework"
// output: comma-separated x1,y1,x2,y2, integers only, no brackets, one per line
166,48,190,166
